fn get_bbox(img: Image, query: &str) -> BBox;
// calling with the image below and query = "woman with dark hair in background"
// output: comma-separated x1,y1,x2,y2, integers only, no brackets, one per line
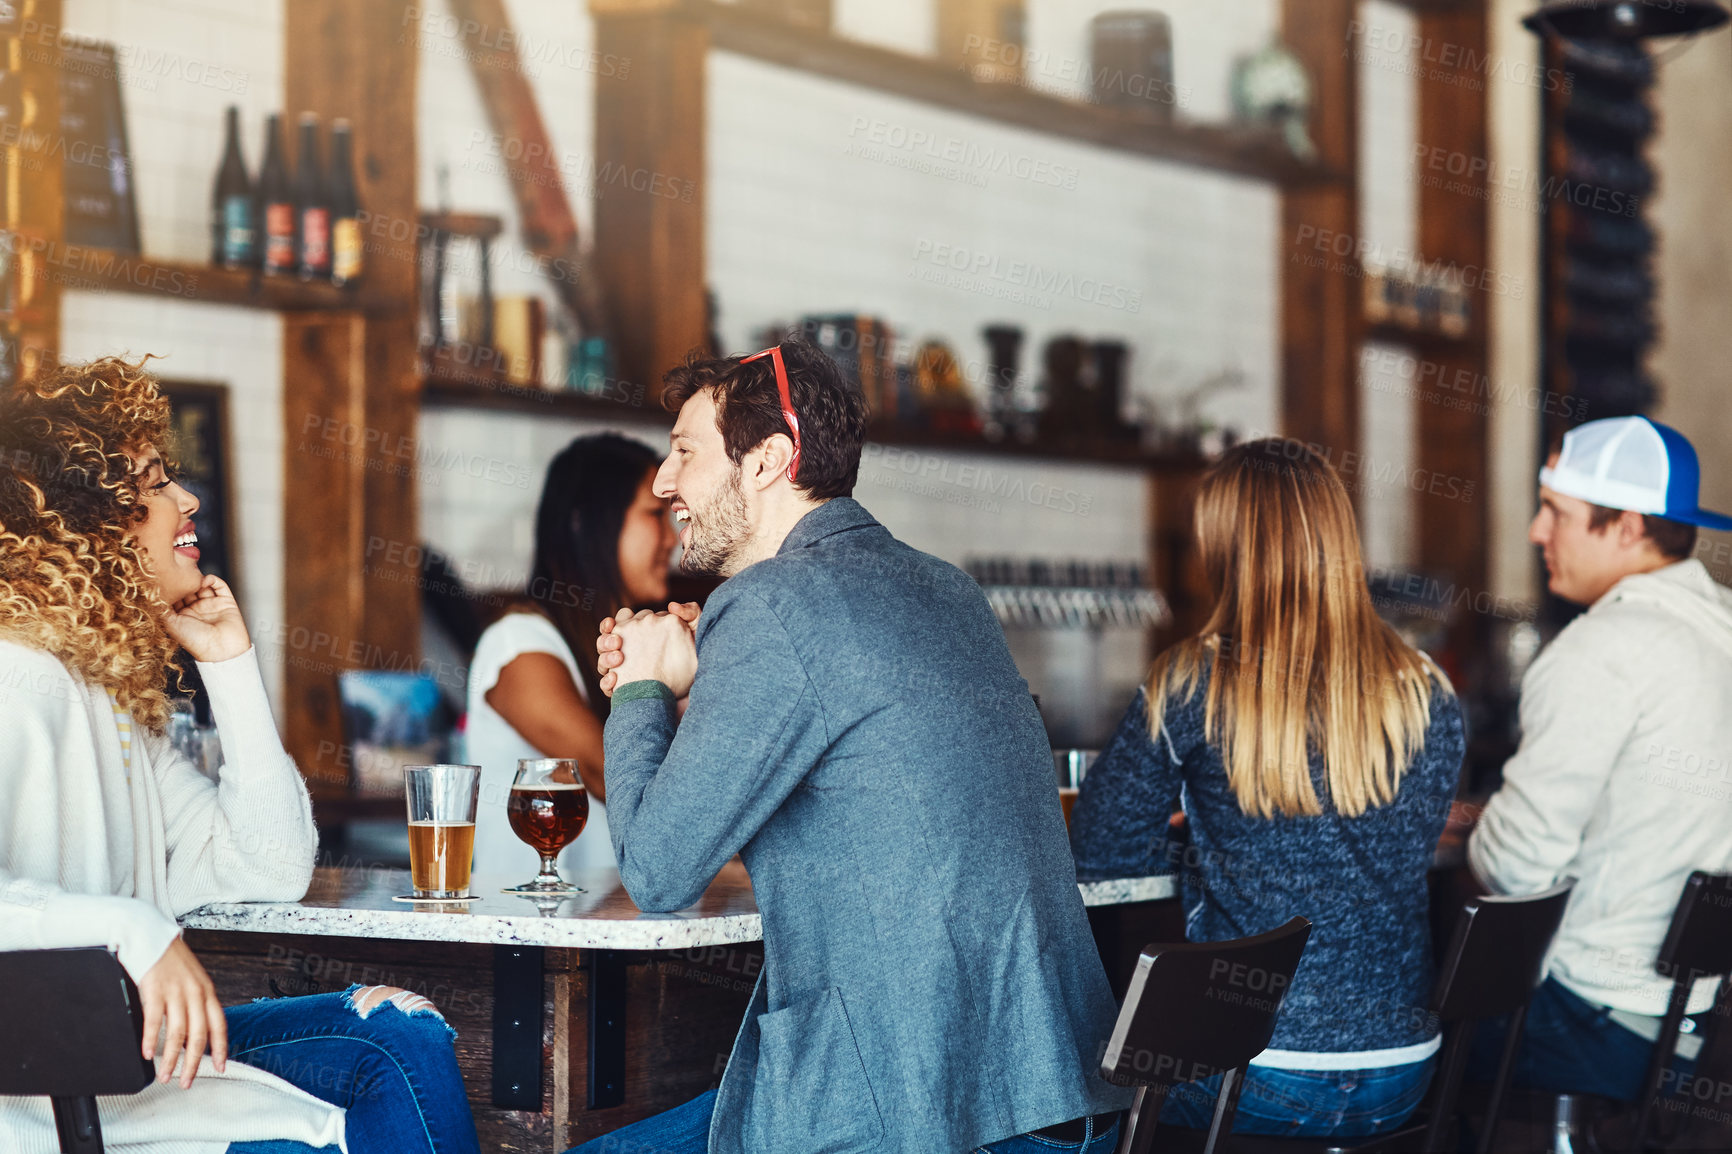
467,433,680,877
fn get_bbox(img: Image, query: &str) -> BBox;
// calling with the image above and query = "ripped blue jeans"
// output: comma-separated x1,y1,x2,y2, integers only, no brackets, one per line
224,984,480,1154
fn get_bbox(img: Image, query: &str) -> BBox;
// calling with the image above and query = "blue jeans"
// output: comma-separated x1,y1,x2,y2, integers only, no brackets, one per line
1159,1058,1435,1137
223,985,480,1154
1467,976,1700,1102
561,1089,1120,1153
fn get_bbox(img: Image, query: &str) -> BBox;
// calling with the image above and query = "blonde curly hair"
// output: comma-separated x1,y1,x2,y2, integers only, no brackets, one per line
0,356,181,731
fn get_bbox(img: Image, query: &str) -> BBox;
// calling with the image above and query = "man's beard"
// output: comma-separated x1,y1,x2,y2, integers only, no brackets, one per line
678,468,752,577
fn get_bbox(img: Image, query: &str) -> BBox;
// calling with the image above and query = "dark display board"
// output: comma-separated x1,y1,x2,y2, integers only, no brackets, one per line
59,40,140,251
160,380,238,596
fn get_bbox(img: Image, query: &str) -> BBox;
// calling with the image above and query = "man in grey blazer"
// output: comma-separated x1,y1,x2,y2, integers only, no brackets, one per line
574,340,1130,1154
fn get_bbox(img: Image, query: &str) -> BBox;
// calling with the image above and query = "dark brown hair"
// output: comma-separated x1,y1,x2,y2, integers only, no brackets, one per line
1585,503,1697,561
520,433,661,707
661,338,867,501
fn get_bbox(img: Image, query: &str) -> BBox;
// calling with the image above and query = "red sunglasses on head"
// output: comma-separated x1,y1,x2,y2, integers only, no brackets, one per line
741,344,802,482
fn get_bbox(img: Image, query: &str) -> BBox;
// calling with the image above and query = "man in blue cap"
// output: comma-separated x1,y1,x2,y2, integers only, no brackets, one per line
1468,416,1732,1100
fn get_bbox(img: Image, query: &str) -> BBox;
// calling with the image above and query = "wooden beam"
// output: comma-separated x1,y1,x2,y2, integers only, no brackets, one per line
593,6,708,400
280,312,368,794
11,0,64,377
33,247,390,311
284,1,421,798
1413,0,1492,637
1279,0,1361,466
447,0,606,338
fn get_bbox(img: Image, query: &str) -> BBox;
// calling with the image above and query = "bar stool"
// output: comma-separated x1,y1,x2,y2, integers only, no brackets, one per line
0,947,155,1153
1107,878,1575,1154
1545,870,1732,1153
1099,915,1314,1154
1630,871,1732,1148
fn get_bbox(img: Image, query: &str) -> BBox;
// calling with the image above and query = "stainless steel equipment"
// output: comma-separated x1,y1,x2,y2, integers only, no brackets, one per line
971,557,1168,748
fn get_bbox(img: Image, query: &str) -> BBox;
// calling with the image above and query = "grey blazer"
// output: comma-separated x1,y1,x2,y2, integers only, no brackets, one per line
604,498,1131,1154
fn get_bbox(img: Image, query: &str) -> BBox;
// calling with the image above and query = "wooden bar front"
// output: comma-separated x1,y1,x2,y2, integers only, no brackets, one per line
184,931,761,1151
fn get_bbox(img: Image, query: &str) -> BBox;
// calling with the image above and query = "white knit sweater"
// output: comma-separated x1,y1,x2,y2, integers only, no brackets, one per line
0,640,347,1153
1470,559,1732,1016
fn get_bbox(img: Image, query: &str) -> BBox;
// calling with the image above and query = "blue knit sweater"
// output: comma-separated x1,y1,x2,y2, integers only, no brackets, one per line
1070,665,1465,1056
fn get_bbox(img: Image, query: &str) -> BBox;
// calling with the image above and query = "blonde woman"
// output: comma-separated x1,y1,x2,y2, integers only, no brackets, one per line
1071,438,1466,1139
0,359,479,1153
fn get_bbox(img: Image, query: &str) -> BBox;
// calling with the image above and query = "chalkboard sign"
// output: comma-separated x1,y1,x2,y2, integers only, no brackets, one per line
160,380,238,597
59,41,140,251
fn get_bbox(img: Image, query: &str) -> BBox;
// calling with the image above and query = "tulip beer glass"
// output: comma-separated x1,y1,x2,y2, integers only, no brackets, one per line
504,758,589,895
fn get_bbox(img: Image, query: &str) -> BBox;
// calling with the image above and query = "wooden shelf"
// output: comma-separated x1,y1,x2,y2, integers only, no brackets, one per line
866,420,1207,471
1365,319,1478,351
425,375,1204,471
422,371,672,424
43,247,395,311
1379,0,1477,10
689,2,1345,187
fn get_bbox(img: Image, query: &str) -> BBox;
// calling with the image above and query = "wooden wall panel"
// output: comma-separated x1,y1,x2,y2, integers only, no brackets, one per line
1280,0,1360,467
187,929,759,1154
280,313,367,792
281,2,421,797
1415,1,1491,642
12,0,63,377
593,5,708,401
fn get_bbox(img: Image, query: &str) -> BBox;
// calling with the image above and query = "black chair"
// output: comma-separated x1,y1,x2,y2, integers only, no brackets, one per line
1119,878,1576,1154
1099,915,1314,1154
1626,871,1732,1151
0,948,155,1153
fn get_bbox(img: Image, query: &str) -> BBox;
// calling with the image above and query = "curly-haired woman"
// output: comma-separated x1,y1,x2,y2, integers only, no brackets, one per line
0,358,480,1154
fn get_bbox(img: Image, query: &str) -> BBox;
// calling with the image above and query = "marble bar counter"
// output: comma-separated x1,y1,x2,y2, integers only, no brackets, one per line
181,862,1177,949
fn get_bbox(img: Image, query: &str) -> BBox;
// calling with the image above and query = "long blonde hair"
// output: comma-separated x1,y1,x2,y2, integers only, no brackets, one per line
1148,438,1449,819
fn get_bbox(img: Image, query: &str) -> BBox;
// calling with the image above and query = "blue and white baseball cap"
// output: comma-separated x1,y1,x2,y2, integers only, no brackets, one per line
1540,416,1732,530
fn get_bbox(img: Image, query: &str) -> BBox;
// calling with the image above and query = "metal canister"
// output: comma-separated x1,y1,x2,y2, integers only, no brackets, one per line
1090,11,1176,118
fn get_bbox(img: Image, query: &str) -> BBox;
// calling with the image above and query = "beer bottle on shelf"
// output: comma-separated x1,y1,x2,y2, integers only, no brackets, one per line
294,112,332,281
329,119,362,288
258,113,295,277
211,105,254,268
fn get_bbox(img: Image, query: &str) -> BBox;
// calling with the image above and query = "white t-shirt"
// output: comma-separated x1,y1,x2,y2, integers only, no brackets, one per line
466,612,614,877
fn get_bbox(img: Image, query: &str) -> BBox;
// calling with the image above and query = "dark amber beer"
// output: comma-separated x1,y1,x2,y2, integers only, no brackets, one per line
507,782,589,857
504,758,587,894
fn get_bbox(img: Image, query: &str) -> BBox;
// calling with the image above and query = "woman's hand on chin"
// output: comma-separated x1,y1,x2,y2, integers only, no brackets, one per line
165,574,252,663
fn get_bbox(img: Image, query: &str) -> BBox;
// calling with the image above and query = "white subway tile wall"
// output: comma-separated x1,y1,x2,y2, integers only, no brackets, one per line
416,409,666,589
1356,2,1420,573
833,0,936,58
707,49,1279,442
414,0,597,316
416,408,1148,587
62,0,282,262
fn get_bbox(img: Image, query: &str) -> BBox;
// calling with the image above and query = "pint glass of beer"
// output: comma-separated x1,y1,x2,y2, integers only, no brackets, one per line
503,758,588,895
404,764,480,899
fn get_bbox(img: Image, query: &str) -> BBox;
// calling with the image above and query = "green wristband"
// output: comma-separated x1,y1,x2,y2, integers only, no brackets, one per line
612,680,675,705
